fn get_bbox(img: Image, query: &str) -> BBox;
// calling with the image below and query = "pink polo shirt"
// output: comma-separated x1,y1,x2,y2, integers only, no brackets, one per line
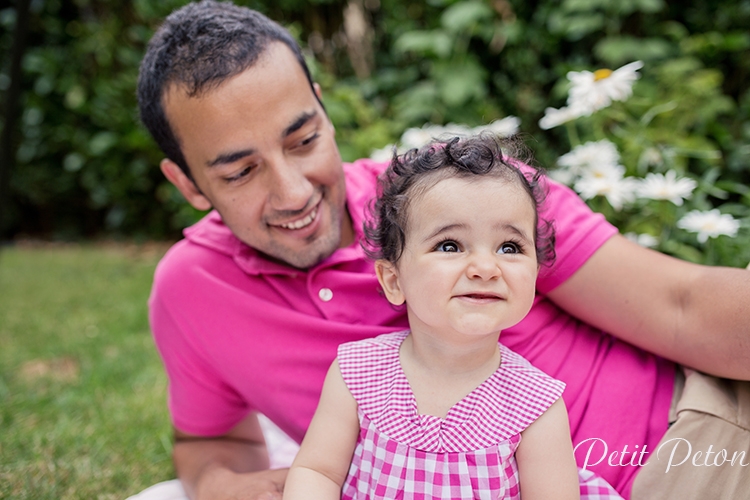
149,158,674,497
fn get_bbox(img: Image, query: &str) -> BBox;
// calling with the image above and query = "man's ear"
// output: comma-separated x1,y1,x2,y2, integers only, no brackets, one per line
375,259,405,306
160,158,212,211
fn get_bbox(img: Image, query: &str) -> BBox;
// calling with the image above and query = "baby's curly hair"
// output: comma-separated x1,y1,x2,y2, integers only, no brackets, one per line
363,134,556,266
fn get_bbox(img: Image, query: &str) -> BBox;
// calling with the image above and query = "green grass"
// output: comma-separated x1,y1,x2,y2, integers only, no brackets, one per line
0,242,176,499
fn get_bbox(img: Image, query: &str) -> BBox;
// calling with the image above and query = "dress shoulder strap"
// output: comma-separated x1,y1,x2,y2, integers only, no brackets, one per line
337,330,409,411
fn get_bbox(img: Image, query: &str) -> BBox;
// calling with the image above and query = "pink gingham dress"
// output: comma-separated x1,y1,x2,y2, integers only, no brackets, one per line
338,331,623,500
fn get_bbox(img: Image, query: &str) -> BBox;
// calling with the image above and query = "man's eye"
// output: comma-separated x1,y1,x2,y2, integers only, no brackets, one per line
498,242,521,254
225,166,254,183
436,241,460,252
298,132,319,148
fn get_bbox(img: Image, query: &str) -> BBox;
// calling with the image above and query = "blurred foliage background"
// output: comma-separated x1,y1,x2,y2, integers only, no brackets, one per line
1,0,749,260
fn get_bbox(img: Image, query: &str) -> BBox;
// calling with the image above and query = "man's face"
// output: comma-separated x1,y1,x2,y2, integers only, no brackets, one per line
162,42,351,269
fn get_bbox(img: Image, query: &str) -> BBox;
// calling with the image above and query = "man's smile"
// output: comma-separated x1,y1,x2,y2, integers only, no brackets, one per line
275,203,320,230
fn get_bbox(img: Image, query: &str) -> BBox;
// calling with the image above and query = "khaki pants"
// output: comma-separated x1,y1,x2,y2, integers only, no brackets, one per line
631,368,750,499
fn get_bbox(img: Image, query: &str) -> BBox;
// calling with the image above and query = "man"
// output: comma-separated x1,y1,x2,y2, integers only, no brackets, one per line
133,1,750,499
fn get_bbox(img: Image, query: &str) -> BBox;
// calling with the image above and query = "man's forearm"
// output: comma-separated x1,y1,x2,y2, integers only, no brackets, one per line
676,264,750,379
548,235,750,380
174,437,285,500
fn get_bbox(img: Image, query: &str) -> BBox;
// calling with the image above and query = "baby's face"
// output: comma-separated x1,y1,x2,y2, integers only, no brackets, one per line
379,175,539,341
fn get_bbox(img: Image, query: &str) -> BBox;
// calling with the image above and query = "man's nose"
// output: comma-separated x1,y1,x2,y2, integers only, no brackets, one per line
267,158,314,211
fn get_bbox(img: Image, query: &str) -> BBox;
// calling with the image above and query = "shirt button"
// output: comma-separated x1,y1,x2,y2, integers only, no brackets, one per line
318,288,333,302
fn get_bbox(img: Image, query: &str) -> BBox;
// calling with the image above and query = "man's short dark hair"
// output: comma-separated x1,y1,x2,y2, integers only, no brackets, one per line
137,0,318,178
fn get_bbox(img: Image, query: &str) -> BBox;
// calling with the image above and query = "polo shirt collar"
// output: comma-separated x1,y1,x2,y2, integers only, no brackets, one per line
182,161,378,277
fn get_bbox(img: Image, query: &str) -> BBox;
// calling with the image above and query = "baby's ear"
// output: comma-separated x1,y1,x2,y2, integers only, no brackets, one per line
375,260,405,306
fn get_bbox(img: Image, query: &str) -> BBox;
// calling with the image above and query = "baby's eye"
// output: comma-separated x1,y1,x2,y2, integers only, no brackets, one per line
436,240,460,252
498,242,521,254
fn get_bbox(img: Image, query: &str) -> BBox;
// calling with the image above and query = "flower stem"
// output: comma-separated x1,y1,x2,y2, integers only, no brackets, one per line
565,121,581,148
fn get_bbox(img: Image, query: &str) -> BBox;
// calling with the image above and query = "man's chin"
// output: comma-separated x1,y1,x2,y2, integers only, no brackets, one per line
260,236,340,270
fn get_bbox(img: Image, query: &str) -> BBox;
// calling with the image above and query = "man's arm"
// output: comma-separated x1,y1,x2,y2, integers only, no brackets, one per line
173,412,287,500
547,234,750,379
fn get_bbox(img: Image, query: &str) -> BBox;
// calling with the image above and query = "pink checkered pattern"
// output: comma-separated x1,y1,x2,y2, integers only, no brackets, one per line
342,417,521,499
338,331,623,499
578,468,623,499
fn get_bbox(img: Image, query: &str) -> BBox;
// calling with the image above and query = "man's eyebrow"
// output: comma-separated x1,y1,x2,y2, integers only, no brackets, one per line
206,148,256,168
283,110,317,137
205,111,318,167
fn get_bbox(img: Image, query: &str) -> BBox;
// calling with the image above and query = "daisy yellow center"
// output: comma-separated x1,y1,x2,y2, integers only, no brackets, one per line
593,69,613,81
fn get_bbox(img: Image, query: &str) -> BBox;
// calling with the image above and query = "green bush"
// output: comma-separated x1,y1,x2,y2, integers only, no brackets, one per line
1,0,747,265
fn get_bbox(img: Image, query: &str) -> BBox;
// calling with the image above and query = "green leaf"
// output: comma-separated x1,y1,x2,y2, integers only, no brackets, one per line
594,36,674,65
562,0,609,13
547,12,605,40
393,81,441,124
63,153,85,173
88,132,118,156
661,239,704,263
682,31,750,55
65,85,87,110
563,0,664,15
434,59,487,107
631,0,665,14
394,31,453,58
440,1,493,33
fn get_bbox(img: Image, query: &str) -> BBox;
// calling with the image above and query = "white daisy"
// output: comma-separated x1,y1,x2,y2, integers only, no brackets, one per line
399,123,474,150
556,140,621,179
440,122,473,137
538,105,586,130
677,209,740,243
639,147,664,168
625,232,659,248
548,167,577,186
637,170,697,206
369,144,396,162
472,116,521,138
567,61,644,115
399,125,443,150
574,164,638,211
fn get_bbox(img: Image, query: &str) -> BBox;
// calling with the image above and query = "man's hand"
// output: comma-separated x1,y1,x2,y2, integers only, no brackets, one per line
192,467,287,500
174,413,290,500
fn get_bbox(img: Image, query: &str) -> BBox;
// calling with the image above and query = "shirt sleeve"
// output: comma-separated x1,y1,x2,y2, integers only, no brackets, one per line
148,242,251,436
535,176,619,294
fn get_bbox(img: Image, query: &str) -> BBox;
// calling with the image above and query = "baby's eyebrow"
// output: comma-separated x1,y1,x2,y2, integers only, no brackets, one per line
497,222,533,242
422,223,466,243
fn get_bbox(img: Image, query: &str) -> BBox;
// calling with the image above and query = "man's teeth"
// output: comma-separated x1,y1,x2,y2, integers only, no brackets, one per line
280,207,317,230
